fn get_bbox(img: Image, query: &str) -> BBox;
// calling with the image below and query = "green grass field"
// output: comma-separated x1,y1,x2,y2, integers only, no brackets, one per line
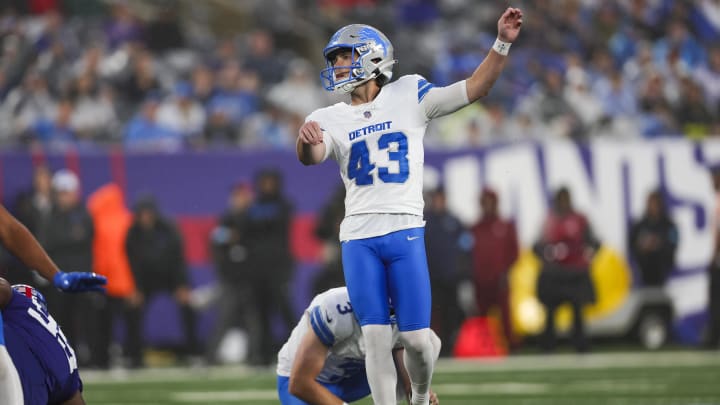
82,351,720,404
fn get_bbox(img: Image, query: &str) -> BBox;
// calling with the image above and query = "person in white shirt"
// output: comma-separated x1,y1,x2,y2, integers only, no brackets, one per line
296,8,522,405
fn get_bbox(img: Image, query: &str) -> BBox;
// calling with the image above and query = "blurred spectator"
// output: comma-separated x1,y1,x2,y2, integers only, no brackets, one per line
518,68,584,140
206,61,259,127
13,164,53,239
629,189,679,287
41,169,96,365
190,64,215,106
6,164,54,286
204,109,238,146
156,82,206,143
68,73,118,141
592,70,638,123
125,196,198,367
653,18,706,70
245,169,294,365
637,72,680,137
693,46,720,111
674,78,715,139
243,30,285,86
35,39,73,97
118,49,161,111
241,103,294,148
104,1,143,50
27,98,76,148
563,58,604,131
470,187,519,351
267,58,328,119
705,166,720,349
311,184,346,296
424,187,467,357
143,5,185,53
2,71,56,141
534,187,600,353
206,182,255,364
124,96,183,151
0,2,716,148
394,0,439,27
431,103,492,148
87,183,137,369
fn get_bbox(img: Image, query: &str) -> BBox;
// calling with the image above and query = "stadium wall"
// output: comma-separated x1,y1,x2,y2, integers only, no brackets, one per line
1,138,717,345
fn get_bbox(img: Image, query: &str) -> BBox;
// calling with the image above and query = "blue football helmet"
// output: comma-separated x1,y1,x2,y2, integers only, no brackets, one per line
12,284,47,313
320,24,396,93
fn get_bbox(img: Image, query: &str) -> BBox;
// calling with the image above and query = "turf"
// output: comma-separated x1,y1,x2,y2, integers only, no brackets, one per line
82,351,720,404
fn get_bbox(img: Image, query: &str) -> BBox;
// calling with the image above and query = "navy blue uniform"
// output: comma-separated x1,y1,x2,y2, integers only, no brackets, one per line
2,290,82,405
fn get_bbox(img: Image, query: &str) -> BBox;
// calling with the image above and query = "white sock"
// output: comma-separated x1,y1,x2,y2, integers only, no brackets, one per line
362,324,397,405
400,328,436,405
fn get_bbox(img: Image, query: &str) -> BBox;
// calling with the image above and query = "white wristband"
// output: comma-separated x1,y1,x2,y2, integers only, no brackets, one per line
492,38,511,56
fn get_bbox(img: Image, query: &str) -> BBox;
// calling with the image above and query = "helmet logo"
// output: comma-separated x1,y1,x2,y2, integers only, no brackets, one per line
358,27,388,57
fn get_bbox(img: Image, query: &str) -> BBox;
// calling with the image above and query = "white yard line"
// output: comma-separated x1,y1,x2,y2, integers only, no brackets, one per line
435,351,720,373
81,351,720,385
172,390,278,402
433,382,551,395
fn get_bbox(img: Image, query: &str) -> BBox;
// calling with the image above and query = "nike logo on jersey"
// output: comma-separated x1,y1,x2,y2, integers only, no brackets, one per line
407,236,420,241
325,311,333,323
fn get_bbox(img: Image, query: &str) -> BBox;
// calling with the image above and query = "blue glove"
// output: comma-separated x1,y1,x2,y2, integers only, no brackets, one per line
53,271,107,293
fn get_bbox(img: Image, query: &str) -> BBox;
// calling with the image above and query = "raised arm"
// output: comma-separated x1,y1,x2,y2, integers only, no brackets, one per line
297,121,327,166
466,7,523,102
0,204,106,293
0,205,61,282
288,320,346,405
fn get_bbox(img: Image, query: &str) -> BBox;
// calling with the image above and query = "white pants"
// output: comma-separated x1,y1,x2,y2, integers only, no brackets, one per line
0,346,23,405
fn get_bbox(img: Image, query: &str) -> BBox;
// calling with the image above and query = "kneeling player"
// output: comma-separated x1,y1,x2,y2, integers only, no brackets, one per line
277,287,440,405
0,278,86,405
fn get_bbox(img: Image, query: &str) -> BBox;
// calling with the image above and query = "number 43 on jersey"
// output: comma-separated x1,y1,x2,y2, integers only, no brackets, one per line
348,132,409,185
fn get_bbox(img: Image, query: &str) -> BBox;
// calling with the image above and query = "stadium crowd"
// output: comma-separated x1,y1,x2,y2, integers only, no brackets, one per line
0,0,716,152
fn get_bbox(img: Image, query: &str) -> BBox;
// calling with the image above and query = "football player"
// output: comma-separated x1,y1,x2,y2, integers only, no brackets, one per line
0,278,85,404
0,202,105,404
277,287,440,405
296,8,522,405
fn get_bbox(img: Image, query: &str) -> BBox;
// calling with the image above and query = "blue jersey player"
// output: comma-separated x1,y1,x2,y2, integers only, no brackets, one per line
296,8,523,405
0,278,85,405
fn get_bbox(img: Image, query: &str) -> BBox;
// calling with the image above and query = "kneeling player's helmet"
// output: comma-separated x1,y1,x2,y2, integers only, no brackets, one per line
320,24,396,93
12,284,47,313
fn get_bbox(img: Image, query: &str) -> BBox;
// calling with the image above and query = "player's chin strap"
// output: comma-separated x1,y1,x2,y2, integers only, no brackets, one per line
336,59,396,94
337,75,376,94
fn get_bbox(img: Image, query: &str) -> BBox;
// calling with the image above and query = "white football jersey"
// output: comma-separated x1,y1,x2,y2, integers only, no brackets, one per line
306,74,468,241
276,287,400,384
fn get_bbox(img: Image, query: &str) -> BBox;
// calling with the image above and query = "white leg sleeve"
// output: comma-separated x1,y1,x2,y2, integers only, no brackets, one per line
0,346,23,405
362,324,398,405
400,328,437,405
